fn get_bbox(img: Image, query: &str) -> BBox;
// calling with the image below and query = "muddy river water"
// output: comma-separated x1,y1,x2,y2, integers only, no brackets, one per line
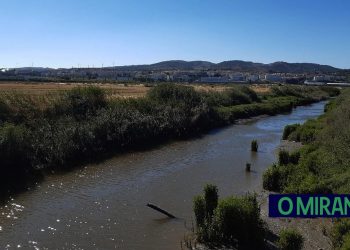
0,101,326,250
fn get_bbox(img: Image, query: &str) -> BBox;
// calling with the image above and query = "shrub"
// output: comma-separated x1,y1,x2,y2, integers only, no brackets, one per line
0,100,11,123
251,140,258,152
52,86,107,119
278,228,304,250
226,88,252,105
279,150,290,165
319,86,341,97
289,151,300,165
239,86,260,102
340,232,350,250
0,123,30,168
331,219,350,249
193,195,206,227
147,83,201,108
282,124,300,140
193,187,265,248
0,123,33,194
204,184,219,218
212,194,265,247
263,164,283,192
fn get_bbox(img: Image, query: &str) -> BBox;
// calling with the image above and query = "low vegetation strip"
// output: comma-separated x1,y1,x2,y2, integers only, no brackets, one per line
0,83,337,199
262,88,350,249
263,88,348,194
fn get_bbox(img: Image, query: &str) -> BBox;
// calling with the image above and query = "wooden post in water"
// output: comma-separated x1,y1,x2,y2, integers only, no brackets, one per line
246,162,251,172
147,203,176,218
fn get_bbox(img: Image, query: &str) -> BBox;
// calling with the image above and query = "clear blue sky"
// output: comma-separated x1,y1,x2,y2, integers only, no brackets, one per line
1,0,349,69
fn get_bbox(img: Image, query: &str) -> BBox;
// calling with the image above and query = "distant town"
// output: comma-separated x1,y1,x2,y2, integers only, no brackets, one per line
1,60,349,85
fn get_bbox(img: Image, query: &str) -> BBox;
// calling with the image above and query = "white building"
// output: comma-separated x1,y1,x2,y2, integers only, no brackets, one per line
264,74,283,82
246,75,259,82
313,75,332,82
229,73,245,82
200,76,230,83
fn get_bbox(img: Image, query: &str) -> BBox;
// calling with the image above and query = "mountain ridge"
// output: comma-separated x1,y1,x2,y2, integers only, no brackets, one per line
110,60,344,73
6,60,346,73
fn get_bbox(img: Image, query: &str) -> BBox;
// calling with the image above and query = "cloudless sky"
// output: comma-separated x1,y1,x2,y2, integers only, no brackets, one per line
1,0,349,68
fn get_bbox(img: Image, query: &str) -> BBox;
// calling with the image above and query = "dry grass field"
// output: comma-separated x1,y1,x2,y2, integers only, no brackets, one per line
0,82,150,98
0,81,272,99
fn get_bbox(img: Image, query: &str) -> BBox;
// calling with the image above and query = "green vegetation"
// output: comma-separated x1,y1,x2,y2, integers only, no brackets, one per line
278,150,290,165
251,139,258,152
263,88,350,194
282,124,300,140
331,219,350,250
277,228,304,250
0,84,337,198
193,185,266,248
203,184,218,218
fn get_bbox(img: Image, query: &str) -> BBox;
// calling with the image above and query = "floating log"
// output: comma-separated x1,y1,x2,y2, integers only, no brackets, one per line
147,203,176,218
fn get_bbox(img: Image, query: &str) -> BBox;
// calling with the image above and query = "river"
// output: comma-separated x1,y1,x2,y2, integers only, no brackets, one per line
0,101,326,250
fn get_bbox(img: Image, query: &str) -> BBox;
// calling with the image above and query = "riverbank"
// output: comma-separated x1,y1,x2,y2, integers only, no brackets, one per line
0,84,339,201
262,89,350,249
260,139,332,250
190,100,336,250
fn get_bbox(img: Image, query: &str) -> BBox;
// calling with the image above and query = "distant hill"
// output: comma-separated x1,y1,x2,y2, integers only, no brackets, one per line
114,60,342,73
11,60,344,73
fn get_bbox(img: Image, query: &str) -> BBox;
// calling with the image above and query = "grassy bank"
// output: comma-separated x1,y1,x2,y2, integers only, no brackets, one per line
262,88,350,249
263,88,348,194
0,84,337,199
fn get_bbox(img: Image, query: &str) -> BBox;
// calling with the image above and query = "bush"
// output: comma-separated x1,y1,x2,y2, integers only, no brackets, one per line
263,164,284,192
282,124,300,140
211,194,265,247
288,119,321,143
278,228,304,250
193,195,206,227
0,123,30,168
193,187,265,248
204,184,219,218
340,232,350,250
0,123,33,194
319,86,341,97
239,86,260,102
331,219,350,249
251,140,258,152
279,150,290,165
147,83,201,108
52,86,107,119
289,151,300,165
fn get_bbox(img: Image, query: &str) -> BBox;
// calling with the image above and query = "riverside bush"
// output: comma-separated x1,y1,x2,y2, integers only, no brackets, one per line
204,184,218,218
282,124,300,140
193,195,206,227
331,219,350,249
278,228,304,250
194,186,266,248
279,150,290,165
262,164,291,192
